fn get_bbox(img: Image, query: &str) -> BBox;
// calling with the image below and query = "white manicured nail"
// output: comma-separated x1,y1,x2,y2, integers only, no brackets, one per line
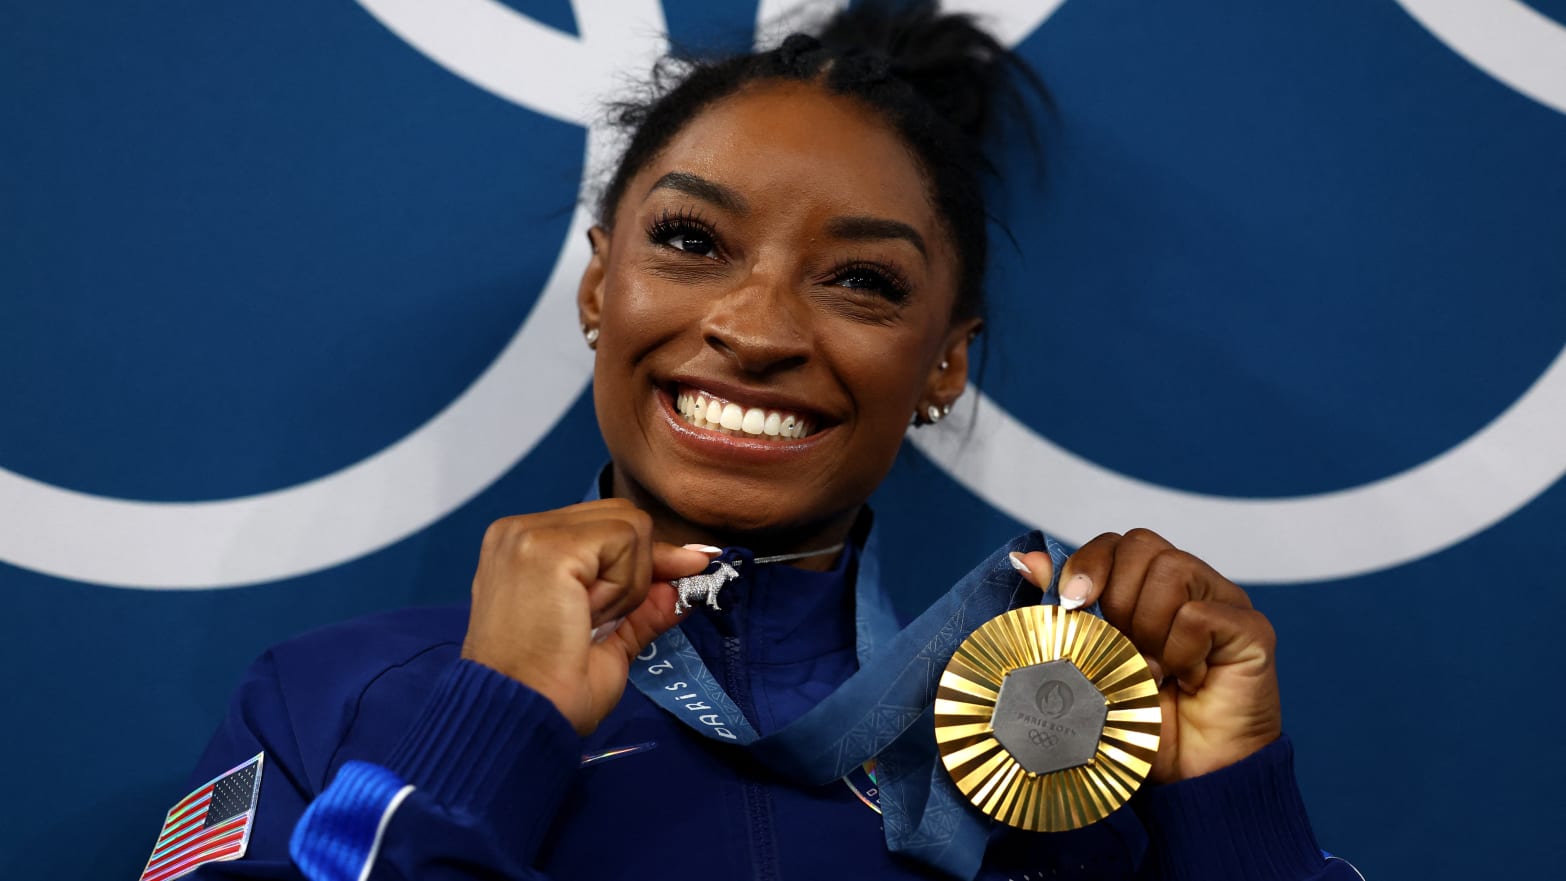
590,616,625,644
683,544,723,554
1059,574,1093,610
1008,552,1030,575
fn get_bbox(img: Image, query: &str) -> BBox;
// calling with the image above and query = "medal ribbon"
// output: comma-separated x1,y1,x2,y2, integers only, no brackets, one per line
626,528,1071,880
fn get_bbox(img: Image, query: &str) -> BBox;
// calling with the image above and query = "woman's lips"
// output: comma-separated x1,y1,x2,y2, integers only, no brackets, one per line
672,384,817,440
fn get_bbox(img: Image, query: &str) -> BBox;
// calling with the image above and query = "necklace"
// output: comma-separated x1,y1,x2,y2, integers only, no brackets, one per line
672,542,846,615
749,544,845,565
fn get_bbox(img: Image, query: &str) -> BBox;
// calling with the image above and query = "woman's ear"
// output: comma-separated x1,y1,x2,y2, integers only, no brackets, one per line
924,318,983,408
577,225,610,331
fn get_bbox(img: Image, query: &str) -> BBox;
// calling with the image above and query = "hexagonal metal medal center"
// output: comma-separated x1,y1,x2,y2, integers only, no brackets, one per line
990,660,1108,775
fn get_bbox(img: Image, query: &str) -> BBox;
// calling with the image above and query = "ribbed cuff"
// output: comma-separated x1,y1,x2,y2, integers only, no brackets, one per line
382,658,580,823
1139,736,1326,881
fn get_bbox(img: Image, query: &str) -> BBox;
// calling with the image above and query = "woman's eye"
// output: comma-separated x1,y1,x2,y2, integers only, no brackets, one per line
838,269,885,290
648,212,721,259
665,230,716,257
834,266,910,303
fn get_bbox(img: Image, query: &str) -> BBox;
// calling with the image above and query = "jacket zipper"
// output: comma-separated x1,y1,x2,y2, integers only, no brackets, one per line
722,630,780,881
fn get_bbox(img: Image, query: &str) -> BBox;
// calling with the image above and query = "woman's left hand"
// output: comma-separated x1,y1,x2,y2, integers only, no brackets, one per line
1011,528,1282,783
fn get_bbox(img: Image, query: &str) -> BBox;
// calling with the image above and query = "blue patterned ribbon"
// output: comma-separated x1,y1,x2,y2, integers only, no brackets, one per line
627,529,1071,880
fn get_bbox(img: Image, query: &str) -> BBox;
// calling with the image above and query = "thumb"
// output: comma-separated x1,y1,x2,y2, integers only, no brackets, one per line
652,541,719,581
592,542,713,650
611,582,682,658
1008,550,1055,593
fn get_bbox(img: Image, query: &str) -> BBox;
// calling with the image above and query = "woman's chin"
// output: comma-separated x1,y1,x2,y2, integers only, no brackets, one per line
653,482,852,546
670,497,805,540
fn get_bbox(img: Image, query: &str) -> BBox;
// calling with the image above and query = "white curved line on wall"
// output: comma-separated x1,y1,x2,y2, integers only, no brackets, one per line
947,0,1070,48
357,0,670,125
911,341,1566,583
0,166,599,589
1394,0,1566,116
754,0,1068,51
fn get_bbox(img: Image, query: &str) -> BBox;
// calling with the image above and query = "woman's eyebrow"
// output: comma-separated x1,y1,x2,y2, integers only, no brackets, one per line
825,216,927,259
645,171,749,214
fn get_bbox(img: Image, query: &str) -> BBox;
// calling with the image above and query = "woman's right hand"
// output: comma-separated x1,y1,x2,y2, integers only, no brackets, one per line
460,498,716,735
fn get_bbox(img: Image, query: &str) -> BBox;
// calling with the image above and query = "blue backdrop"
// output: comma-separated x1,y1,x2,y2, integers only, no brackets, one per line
4,1,1564,878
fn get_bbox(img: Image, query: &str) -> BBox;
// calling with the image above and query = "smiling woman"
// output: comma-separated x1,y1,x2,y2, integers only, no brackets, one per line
157,3,1358,881
586,78,974,544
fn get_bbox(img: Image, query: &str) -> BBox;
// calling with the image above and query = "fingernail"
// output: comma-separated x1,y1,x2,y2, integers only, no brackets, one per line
590,616,625,644
1145,656,1165,683
1059,574,1092,610
683,544,723,554
1007,551,1030,575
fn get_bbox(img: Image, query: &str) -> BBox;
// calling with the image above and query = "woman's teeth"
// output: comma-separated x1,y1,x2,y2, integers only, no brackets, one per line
675,389,815,440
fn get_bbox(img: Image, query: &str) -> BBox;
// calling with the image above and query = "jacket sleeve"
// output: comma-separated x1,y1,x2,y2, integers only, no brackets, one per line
1134,737,1365,881
181,657,581,881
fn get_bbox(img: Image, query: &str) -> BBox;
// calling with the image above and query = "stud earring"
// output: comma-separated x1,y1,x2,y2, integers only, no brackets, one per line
926,404,943,424
939,359,949,371
583,326,599,349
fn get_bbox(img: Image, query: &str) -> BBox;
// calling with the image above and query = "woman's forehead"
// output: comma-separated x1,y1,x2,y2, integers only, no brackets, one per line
628,81,941,231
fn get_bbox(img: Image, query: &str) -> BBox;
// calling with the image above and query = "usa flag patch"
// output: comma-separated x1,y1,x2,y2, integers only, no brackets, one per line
138,753,264,881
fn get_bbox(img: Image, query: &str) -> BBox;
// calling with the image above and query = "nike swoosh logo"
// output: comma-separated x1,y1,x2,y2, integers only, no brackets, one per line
580,742,658,767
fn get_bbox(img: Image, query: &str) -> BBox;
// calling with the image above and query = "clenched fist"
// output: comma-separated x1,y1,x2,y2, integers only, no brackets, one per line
1011,528,1282,782
461,498,715,734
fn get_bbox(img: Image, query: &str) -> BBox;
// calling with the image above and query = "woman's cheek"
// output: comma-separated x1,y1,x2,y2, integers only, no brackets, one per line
610,268,715,338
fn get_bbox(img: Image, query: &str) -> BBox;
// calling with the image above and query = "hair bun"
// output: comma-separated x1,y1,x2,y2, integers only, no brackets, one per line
776,33,823,69
816,0,1023,143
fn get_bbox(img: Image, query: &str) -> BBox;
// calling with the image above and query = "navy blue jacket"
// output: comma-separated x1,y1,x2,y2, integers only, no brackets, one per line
178,537,1359,881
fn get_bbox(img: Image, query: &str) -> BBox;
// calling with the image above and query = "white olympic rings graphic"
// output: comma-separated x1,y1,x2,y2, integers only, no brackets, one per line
0,0,1561,588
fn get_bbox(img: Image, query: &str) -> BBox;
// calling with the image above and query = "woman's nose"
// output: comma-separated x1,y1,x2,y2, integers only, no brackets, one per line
699,273,811,376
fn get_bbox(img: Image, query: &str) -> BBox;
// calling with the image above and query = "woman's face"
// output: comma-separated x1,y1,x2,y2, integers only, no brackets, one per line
580,80,977,544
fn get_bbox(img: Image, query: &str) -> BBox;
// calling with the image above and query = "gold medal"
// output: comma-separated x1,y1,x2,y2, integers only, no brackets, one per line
935,605,1162,832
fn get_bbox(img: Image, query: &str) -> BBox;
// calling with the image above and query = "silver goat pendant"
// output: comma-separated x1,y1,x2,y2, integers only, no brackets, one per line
672,560,740,615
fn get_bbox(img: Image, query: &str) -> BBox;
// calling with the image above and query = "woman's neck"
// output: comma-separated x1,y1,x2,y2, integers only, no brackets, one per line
608,467,859,572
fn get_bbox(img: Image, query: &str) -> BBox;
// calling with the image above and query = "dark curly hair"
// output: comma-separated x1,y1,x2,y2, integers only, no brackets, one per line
595,0,1045,324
